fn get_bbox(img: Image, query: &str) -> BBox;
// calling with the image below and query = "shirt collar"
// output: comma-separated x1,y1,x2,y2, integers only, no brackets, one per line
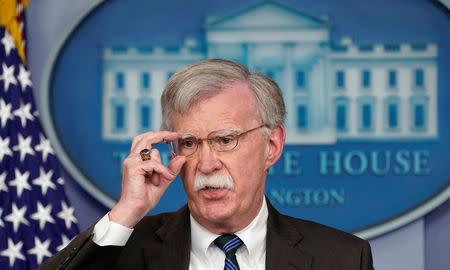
190,197,268,260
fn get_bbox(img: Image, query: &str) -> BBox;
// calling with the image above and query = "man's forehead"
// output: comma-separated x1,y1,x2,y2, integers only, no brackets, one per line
169,84,260,133
189,81,253,104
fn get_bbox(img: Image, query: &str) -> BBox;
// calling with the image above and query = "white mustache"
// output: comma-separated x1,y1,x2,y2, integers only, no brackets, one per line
194,172,234,191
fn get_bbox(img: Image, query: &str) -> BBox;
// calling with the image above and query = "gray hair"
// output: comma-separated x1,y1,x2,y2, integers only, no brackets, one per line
160,59,286,131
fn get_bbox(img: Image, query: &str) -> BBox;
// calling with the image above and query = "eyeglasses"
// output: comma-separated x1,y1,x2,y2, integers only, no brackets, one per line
167,124,267,157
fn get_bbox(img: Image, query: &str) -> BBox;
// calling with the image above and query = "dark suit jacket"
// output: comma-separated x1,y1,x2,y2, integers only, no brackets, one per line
39,201,374,270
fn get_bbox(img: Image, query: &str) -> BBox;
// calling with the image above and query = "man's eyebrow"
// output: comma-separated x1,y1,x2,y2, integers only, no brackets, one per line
178,133,196,139
213,128,241,137
177,128,242,139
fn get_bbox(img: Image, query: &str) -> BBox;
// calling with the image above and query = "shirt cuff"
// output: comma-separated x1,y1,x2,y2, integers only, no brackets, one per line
92,212,134,246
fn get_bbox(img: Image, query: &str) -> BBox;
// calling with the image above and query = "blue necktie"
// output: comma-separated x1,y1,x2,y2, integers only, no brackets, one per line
214,234,244,270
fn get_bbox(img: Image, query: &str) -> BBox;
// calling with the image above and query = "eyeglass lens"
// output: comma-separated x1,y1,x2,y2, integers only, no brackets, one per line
174,132,238,157
166,125,265,157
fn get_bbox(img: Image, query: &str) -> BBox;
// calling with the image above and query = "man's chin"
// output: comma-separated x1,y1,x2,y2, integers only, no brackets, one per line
199,209,235,229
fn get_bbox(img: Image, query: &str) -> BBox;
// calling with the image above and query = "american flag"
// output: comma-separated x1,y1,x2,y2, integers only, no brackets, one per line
0,26,79,269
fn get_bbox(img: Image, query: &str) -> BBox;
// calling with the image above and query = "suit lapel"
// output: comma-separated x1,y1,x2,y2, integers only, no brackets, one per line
266,201,313,270
142,201,312,269
151,205,191,270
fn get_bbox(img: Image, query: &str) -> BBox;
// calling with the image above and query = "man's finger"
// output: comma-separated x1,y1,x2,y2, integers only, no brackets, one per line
140,159,180,181
131,131,179,153
166,155,186,178
140,132,179,153
150,173,161,186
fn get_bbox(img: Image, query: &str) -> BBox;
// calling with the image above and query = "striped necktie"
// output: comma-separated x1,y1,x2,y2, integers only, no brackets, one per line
214,234,244,270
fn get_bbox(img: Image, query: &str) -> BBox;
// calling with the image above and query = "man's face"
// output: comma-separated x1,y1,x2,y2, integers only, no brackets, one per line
171,82,277,233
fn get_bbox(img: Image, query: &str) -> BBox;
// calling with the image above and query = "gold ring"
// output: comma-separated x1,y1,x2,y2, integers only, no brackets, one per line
140,149,151,161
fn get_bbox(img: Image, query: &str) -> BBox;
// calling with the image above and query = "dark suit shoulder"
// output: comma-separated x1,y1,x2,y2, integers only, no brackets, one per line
268,202,366,247
287,214,365,246
290,216,373,269
266,202,374,270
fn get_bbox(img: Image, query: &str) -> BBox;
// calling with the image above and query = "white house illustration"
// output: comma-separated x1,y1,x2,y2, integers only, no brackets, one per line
102,1,438,144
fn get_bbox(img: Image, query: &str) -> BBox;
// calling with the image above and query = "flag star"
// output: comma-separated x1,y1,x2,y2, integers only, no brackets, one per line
27,237,52,265
57,177,64,185
0,63,17,92
17,64,32,90
32,167,56,196
12,133,35,162
0,99,13,128
0,238,26,267
57,201,77,229
13,102,34,127
0,171,8,193
30,201,55,230
35,134,54,162
4,203,29,233
57,235,72,251
0,208,4,227
0,136,13,161
1,32,15,56
9,168,31,197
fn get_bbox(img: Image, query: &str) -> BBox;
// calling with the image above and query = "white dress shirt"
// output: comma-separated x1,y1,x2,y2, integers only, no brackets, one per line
92,213,133,246
189,197,267,270
92,198,268,269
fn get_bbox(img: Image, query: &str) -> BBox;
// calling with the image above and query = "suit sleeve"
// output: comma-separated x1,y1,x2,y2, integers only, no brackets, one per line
37,225,124,270
360,240,374,270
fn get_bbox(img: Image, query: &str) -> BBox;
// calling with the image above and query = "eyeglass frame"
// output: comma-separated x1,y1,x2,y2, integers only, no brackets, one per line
165,124,268,157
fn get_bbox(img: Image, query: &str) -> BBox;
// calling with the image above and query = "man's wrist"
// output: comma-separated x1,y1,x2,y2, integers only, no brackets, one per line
109,202,146,229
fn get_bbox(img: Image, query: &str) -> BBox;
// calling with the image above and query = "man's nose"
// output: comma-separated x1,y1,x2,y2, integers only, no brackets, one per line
196,140,222,174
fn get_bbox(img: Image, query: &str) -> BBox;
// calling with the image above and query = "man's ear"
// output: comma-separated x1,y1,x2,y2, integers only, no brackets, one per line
265,125,285,171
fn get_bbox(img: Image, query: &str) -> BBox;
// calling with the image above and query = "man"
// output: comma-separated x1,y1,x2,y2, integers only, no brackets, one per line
39,59,374,269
